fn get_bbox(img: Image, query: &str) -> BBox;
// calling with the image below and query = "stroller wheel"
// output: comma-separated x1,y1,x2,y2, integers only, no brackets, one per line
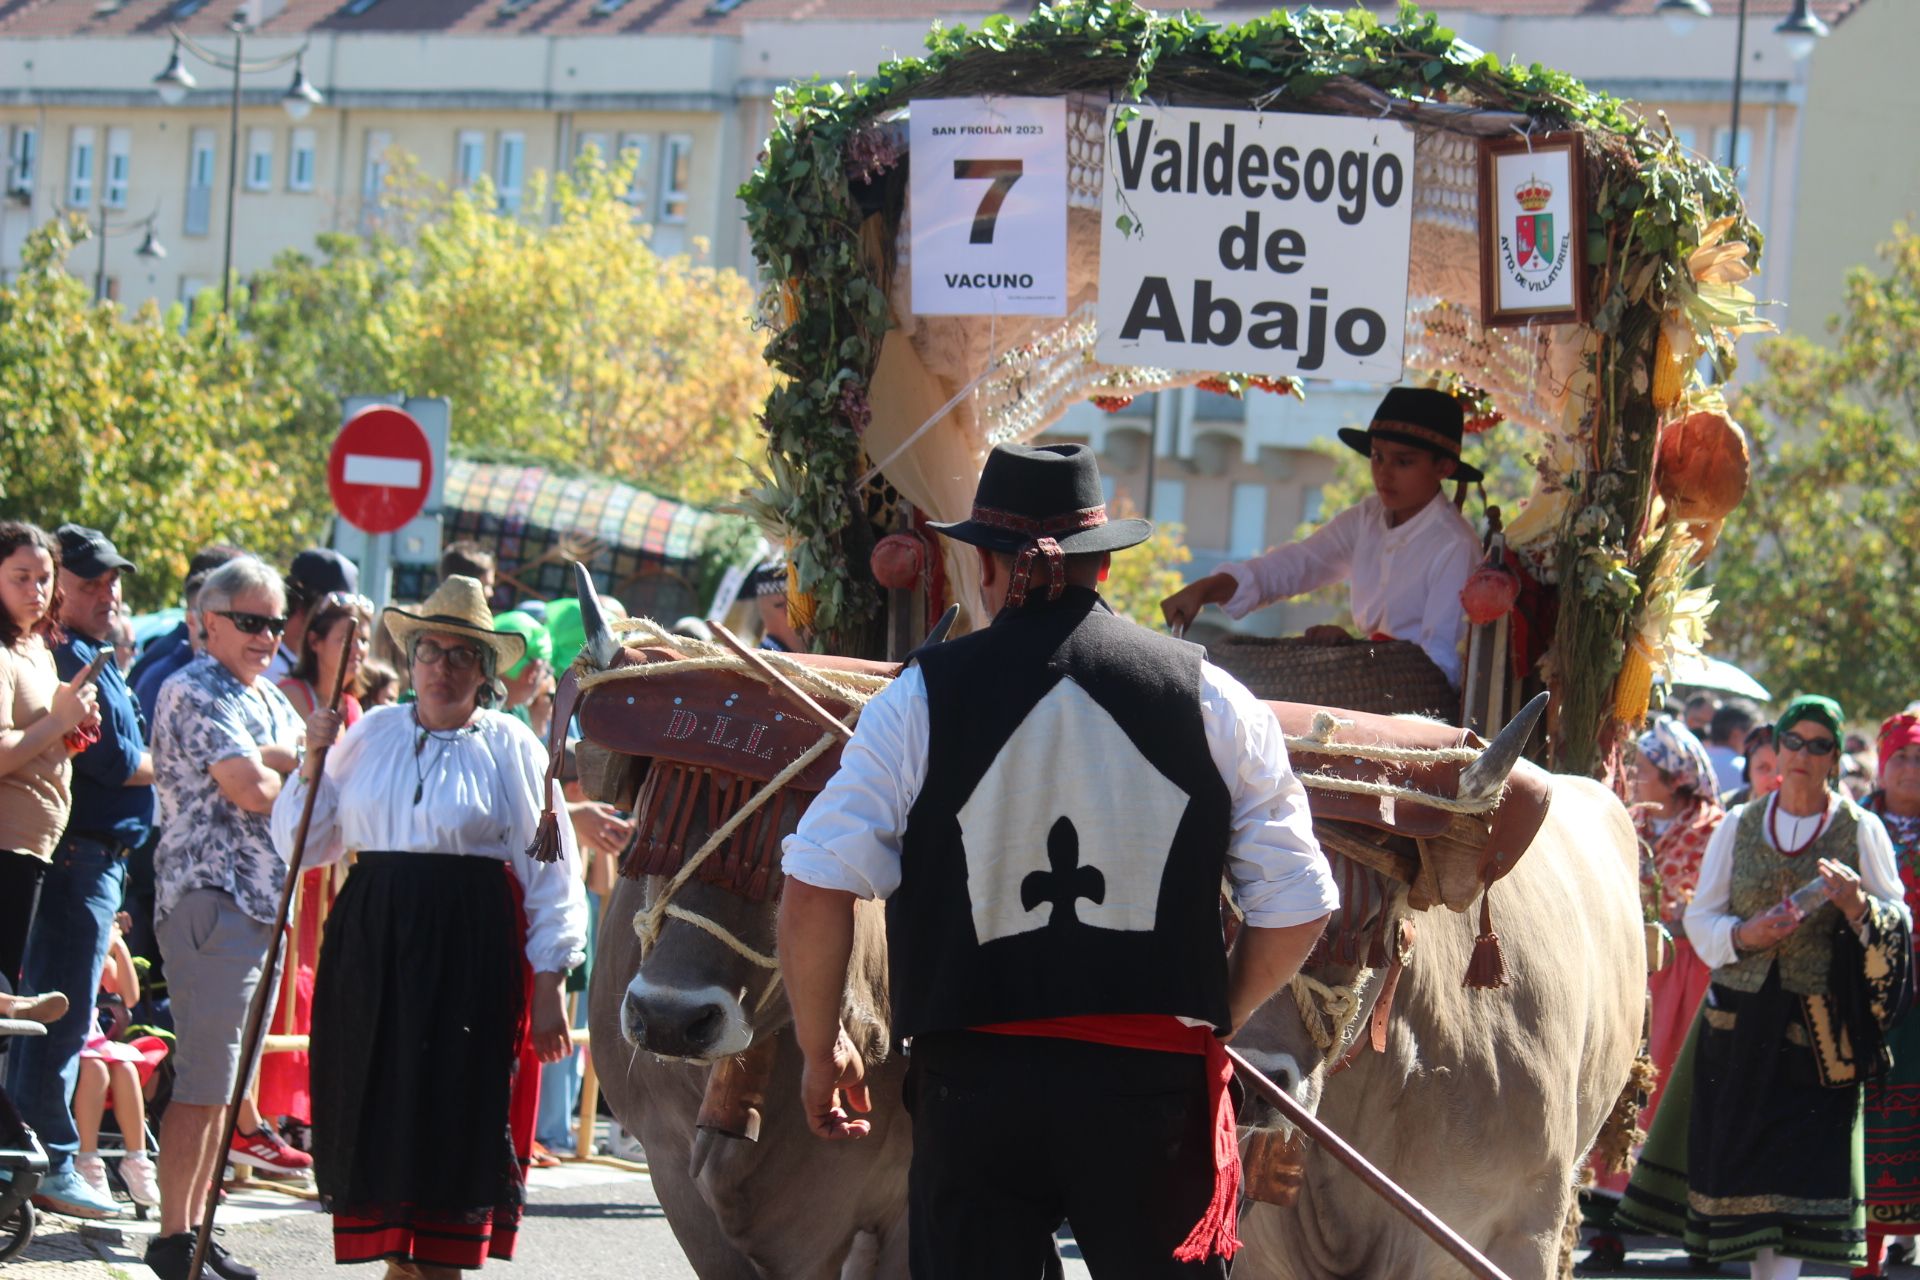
0,1200,35,1263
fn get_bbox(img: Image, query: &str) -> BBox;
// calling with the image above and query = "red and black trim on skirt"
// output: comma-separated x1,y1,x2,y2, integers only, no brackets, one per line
333,1203,524,1267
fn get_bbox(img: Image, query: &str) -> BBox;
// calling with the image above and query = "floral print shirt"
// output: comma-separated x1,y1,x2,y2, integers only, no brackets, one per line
151,655,303,924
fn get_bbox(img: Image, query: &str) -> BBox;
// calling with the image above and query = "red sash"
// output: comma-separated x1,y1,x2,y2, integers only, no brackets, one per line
974,1014,1241,1261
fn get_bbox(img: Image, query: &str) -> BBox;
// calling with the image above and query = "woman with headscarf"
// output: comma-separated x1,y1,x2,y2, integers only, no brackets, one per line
1619,695,1913,1280
1858,713,1920,1278
1586,718,1726,1265
271,577,587,1277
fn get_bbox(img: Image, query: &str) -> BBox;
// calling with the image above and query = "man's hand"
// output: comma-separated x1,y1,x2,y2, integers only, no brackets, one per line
800,1026,871,1140
531,972,573,1064
1160,574,1236,636
567,800,635,858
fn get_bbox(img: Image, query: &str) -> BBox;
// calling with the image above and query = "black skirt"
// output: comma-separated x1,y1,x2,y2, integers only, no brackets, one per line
311,853,530,1268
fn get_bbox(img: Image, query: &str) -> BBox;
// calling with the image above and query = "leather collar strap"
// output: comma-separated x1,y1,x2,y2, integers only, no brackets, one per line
1367,419,1461,460
968,503,1109,607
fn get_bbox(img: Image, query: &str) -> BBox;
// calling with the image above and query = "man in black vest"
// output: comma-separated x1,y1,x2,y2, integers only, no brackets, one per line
780,443,1337,1276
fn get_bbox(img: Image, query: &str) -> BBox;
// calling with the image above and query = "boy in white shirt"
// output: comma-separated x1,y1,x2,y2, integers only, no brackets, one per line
1161,387,1483,687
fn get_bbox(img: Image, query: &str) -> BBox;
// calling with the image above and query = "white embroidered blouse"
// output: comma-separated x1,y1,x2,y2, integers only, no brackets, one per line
270,703,588,974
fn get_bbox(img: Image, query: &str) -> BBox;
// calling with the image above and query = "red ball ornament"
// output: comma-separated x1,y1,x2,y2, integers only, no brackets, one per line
1460,562,1522,626
870,533,926,591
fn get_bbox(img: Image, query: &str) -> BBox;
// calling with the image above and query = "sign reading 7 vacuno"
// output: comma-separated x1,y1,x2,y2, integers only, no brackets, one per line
910,96,1069,317
1095,105,1416,383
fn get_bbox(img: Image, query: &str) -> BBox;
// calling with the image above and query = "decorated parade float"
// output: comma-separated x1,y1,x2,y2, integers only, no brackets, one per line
549,3,1772,1275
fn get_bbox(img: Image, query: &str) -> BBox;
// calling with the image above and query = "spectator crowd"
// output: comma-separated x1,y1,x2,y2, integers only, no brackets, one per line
0,525,632,1280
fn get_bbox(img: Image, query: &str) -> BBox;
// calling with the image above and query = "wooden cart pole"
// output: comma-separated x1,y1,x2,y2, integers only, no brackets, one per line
1225,1046,1514,1280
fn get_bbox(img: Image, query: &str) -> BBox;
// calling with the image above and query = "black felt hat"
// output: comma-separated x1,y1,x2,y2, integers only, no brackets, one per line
927,444,1151,556
1337,387,1484,485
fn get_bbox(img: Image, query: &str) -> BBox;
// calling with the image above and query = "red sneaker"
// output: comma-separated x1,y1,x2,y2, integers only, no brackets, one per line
229,1123,314,1174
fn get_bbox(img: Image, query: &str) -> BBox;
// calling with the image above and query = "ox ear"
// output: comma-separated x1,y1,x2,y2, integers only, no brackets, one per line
574,561,622,672
1457,690,1550,806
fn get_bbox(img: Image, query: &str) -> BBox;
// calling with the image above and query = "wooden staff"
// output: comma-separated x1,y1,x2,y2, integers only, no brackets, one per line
1225,1045,1514,1280
708,622,855,741
190,621,357,1280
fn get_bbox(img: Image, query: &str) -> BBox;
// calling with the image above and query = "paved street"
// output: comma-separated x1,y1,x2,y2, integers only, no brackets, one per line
15,1165,1918,1280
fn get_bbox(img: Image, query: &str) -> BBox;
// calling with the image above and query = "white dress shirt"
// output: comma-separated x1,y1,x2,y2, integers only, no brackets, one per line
1684,792,1908,970
1217,492,1481,686
781,661,1339,930
271,704,588,974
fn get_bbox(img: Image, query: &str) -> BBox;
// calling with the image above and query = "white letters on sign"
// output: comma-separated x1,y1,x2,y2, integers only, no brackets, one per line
909,96,1068,317
1095,105,1415,383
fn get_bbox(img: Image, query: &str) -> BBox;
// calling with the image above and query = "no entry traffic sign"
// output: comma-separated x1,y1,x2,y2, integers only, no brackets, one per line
329,405,433,535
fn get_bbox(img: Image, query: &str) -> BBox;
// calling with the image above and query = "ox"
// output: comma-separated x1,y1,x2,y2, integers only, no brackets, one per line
1230,774,1645,1280
590,805,910,1279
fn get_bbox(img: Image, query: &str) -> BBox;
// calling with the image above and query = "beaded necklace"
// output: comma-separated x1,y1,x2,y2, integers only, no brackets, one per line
1768,790,1834,857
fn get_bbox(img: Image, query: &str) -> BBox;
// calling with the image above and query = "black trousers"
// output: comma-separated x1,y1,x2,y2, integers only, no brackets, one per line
905,1031,1229,1280
0,849,49,993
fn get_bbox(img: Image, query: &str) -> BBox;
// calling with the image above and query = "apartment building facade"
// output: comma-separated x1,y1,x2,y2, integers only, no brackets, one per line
0,0,1857,632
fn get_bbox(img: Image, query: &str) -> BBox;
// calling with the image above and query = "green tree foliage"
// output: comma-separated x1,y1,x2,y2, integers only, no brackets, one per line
1100,498,1192,629
242,151,773,512
1709,226,1920,720
0,217,302,611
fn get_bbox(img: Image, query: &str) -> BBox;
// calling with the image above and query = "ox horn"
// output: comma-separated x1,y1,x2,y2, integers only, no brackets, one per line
1456,690,1549,807
573,561,622,672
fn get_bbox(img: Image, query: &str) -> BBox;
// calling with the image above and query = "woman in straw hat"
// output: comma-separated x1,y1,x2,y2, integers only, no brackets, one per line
270,576,587,1277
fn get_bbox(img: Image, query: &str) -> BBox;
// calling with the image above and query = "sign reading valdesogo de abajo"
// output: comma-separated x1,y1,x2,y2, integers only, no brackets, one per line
910,97,1069,317
1095,106,1416,383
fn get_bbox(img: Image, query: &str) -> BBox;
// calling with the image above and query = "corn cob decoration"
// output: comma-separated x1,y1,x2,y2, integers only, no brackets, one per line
1614,637,1656,722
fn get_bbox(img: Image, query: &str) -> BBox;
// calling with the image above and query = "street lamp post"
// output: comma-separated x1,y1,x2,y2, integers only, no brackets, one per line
152,24,322,325
1655,0,1831,174
92,208,166,302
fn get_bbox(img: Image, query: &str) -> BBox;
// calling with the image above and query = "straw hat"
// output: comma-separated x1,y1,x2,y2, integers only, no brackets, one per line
382,575,527,676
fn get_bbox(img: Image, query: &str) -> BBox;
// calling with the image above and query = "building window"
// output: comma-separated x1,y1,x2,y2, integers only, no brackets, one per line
104,128,131,209
574,131,609,164
659,133,692,223
1301,484,1325,526
1712,126,1753,196
455,130,486,189
288,128,316,192
245,128,272,191
496,132,525,213
618,132,651,221
67,126,95,209
184,128,216,236
178,276,209,331
1150,478,1185,529
1228,483,1269,559
360,129,392,231
6,126,37,197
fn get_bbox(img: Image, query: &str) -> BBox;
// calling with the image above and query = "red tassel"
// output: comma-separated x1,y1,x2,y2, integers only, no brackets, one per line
1464,886,1510,990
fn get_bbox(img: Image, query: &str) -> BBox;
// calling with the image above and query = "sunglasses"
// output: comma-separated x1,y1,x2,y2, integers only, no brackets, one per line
412,639,482,672
215,610,289,637
320,592,373,614
1779,730,1838,757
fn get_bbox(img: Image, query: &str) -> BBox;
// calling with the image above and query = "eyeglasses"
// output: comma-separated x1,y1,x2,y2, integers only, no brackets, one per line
215,610,289,637
412,639,482,672
1779,730,1838,757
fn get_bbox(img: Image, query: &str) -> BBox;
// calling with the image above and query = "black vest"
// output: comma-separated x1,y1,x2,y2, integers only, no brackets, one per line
889,589,1234,1038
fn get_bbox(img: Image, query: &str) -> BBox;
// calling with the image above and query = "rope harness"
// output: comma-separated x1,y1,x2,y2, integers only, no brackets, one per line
1282,711,1502,816
1287,971,1372,1071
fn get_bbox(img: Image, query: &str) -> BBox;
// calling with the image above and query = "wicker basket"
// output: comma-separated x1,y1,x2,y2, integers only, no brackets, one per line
1206,635,1458,720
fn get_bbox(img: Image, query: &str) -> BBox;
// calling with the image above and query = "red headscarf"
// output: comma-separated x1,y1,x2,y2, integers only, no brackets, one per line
1880,713,1920,775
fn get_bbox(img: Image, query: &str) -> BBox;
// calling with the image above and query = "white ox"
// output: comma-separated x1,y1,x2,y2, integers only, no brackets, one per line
1230,774,1646,1280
